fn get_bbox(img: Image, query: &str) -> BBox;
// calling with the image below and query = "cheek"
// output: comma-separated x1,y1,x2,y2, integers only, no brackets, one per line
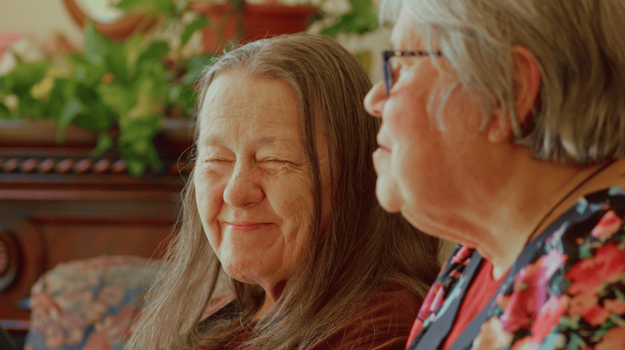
265,173,315,249
194,174,225,249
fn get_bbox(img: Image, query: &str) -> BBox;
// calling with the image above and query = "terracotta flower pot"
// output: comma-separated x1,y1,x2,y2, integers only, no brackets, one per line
190,0,317,52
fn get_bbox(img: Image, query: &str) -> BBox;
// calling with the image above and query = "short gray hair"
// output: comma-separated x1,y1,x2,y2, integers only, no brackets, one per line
382,0,625,164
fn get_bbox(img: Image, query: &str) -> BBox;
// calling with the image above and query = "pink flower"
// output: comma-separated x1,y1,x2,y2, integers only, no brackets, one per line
500,249,567,333
568,293,610,325
596,327,625,350
43,323,64,349
83,332,111,350
582,304,610,325
97,285,125,307
569,293,597,316
605,298,625,315
417,282,441,320
566,244,625,296
591,210,623,240
530,295,569,345
451,246,473,264
473,317,513,350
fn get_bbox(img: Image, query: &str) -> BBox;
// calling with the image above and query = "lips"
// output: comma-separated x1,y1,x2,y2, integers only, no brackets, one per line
223,221,273,233
376,136,392,153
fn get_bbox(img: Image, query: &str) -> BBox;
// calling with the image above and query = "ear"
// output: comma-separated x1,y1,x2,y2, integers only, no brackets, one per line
488,45,542,143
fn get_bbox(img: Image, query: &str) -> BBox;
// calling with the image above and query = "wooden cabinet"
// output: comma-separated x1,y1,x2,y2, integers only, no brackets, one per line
0,120,190,333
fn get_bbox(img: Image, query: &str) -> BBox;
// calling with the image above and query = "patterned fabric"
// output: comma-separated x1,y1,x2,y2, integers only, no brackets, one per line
25,256,162,350
407,186,625,350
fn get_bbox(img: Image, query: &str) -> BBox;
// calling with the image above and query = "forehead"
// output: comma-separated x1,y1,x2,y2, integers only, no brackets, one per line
390,5,424,50
198,70,303,143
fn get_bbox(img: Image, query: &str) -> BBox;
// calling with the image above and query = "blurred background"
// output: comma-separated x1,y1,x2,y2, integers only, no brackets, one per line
0,0,390,349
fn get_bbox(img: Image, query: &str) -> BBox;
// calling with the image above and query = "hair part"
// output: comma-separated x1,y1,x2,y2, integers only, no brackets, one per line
127,33,440,350
381,0,625,164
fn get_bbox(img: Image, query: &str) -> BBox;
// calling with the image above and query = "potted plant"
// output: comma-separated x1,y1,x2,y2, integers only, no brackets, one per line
0,0,214,176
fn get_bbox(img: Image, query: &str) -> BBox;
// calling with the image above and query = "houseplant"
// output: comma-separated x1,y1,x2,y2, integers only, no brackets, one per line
0,0,214,176
0,0,374,176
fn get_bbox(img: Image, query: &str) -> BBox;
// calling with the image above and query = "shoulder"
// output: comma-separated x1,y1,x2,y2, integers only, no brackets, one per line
308,285,422,350
487,187,625,349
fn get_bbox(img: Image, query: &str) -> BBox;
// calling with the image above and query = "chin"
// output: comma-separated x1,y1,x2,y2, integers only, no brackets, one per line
375,177,402,213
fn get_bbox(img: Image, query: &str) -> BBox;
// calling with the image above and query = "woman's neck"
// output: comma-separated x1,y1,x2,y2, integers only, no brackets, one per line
476,157,624,279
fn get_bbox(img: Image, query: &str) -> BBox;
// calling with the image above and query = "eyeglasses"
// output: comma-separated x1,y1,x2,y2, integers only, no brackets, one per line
382,50,443,96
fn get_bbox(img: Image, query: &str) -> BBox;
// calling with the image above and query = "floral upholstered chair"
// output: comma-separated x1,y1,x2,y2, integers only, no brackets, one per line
25,256,162,350
25,256,234,350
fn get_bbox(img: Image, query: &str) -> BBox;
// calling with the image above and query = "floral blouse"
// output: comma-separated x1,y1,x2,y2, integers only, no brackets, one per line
407,186,625,350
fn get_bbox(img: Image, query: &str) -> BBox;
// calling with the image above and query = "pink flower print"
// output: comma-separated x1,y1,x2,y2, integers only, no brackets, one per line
451,246,473,264
566,244,625,296
472,317,513,350
97,285,125,307
500,262,542,332
605,298,625,315
43,322,64,349
417,282,441,321
583,304,610,326
430,285,445,313
83,331,111,350
529,295,568,346
496,294,511,313
596,327,625,350
592,210,623,240
59,309,85,345
568,293,609,325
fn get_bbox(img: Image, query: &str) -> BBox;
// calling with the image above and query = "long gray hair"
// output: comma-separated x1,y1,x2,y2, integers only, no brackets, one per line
381,0,625,164
126,33,440,350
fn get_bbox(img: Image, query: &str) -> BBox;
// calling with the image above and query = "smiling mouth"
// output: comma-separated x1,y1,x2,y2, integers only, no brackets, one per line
376,146,391,153
223,222,273,232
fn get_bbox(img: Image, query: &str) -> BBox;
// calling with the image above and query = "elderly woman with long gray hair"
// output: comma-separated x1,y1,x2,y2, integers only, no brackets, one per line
364,0,625,349
125,33,440,350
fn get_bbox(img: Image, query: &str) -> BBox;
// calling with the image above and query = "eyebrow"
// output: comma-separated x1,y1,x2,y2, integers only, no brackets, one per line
200,136,297,147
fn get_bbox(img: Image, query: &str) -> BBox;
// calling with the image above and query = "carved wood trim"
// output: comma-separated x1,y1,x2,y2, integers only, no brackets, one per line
0,227,20,292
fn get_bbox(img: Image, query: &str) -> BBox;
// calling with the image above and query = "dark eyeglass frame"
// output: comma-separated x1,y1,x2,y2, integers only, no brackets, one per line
382,50,443,96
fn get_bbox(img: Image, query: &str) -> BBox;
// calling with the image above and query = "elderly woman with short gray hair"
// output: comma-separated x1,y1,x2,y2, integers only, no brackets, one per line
364,0,625,349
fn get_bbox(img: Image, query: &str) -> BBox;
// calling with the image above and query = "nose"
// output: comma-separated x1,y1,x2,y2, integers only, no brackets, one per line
364,80,386,118
223,164,264,209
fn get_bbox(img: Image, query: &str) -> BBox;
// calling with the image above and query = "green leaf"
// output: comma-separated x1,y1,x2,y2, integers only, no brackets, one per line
84,22,111,66
319,1,379,38
92,133,114,156
97,83,133,113
118,113,164,176
56,98,84,142
115,0,176,16
106,41,130,85
0,102,10,119
567,333,586,350
580,244,594,259
137,40,170,67
126,159,148,176
71,105,115,131
1,61,47,95
69,54,104,86
17,94,46,117
180,17,209,48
